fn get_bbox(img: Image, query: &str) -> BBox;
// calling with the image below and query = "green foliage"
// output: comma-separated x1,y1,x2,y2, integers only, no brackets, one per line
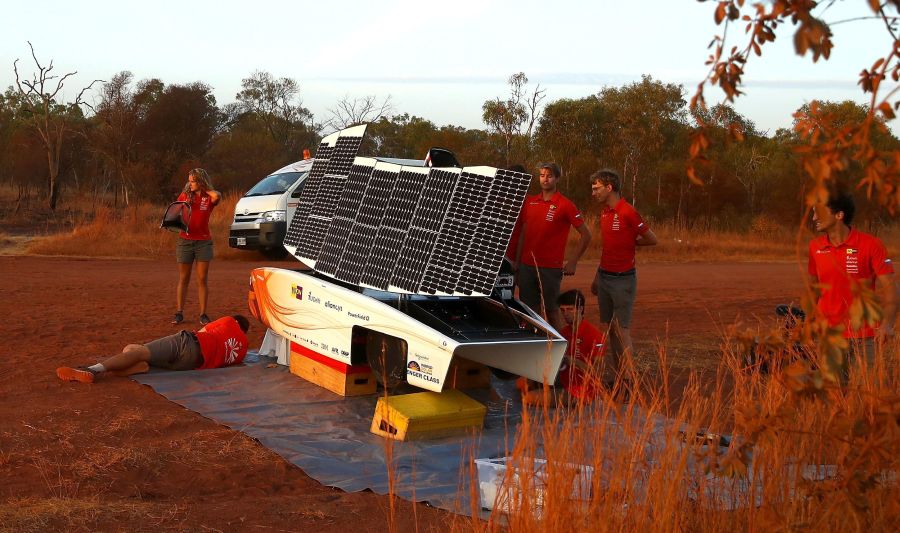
1,61,896,228
481,72,545,166
234,70,318,159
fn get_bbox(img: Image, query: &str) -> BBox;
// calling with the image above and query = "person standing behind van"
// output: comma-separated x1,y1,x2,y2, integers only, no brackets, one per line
173,168,220,325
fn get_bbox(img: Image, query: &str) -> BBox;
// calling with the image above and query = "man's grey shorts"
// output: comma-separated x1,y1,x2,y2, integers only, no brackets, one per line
145,330,203,371
176,238,213,263
517,264,564,315
595,269,637,328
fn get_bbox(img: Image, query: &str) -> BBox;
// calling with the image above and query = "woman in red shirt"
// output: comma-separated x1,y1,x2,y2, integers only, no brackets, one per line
174,169,221,325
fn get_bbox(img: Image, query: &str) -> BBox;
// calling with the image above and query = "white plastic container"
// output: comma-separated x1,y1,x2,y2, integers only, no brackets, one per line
474,456,594,514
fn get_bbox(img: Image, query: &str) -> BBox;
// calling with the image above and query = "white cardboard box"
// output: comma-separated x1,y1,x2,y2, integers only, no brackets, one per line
475,456,594,514
258,328,290,366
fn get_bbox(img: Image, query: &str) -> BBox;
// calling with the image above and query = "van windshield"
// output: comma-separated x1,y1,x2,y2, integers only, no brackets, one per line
243,172,307,197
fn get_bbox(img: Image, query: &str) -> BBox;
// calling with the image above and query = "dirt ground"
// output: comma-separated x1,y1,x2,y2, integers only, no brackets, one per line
0,255,804,531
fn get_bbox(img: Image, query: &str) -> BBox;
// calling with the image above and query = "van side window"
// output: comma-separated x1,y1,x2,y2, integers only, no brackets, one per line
290,180,307,198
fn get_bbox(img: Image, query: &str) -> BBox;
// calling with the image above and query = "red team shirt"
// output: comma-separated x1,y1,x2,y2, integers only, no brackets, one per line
558,321,606,399
518,192,584,268
599,199,650,273
177,191,217,240
808,228,894,338
196,317,249,369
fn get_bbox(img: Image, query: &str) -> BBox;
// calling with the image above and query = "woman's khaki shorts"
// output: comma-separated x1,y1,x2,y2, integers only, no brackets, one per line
176,238,213,263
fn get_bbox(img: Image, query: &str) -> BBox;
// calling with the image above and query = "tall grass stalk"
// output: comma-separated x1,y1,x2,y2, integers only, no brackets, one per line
458,335,899,531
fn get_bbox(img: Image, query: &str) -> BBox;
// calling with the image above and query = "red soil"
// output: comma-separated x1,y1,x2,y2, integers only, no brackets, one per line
0,256,803,530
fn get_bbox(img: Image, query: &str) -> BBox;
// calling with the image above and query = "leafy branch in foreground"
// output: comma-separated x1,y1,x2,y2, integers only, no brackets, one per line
689,0,899,216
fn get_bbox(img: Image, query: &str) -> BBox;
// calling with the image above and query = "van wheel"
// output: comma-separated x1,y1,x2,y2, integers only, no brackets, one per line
365,332,407,390
262,247,288,259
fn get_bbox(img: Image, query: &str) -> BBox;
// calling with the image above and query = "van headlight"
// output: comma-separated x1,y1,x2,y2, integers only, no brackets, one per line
261,210,286,222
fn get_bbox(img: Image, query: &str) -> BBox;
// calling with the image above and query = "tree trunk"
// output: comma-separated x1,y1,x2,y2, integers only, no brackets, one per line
656,173,661,206
47,149,59,211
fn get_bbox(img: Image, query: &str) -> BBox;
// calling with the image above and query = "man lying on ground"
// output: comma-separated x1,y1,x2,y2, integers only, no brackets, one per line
57,315,250,383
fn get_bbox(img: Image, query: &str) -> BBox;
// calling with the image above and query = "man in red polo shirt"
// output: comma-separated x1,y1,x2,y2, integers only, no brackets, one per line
556,289,607,401
520,289,606,406
590,169,657,381
513,162,592,329
808,191,895,368
56,315,250,383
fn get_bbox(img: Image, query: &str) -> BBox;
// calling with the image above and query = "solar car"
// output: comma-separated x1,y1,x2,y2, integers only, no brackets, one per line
248,125,566,392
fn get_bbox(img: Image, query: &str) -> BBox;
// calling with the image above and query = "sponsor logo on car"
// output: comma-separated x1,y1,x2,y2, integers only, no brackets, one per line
407,369,440,384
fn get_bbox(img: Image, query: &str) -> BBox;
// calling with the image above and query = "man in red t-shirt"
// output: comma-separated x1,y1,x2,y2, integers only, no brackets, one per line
513,162,592,329
557,289,607,401
589,169,657,380
808,191,896,367
56,315,250,383
519,289,607,406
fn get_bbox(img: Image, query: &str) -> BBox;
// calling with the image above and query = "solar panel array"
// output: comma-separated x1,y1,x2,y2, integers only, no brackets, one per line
285,125,531,296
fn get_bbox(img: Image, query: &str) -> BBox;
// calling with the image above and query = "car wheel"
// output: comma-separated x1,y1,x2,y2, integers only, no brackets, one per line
365,332,407,390
262,246,289,259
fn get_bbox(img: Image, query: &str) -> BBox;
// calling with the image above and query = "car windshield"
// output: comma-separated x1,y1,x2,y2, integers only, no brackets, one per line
243,172,307,197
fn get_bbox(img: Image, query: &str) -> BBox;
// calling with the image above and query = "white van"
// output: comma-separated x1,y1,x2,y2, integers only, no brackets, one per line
228,158,313,257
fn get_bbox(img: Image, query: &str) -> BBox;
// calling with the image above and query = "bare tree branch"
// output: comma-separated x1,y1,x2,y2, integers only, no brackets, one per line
326,94,393,132
12,43,100,210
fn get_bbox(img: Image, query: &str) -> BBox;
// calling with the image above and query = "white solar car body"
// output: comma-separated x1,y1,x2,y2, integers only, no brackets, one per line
248,267,566,392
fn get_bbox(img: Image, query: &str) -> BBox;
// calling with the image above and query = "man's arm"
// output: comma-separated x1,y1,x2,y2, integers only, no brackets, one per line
636,228,658,246
877,273,897,337
564,224,592,275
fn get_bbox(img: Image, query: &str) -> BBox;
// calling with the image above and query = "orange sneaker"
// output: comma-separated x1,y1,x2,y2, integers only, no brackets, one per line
108,361,150,377
56,367,96,383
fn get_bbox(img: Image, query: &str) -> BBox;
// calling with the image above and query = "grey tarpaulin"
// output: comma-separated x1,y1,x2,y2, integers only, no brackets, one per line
135,353,758,514
135,353,526,513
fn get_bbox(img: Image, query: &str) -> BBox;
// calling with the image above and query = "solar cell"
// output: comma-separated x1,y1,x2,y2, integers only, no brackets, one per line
294,127,366,263
283,137,335,253
333,163,400,284
419,168,493,295
455,168,532,295
389,168,460,292
285,125,530,296
315,158,377,276
360,167,430,290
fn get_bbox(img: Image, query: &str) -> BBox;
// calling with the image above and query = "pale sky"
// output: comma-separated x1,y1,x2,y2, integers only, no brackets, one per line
1,0,894,136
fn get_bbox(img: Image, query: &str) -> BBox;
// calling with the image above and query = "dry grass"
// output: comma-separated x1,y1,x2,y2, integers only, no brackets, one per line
9,185,898,263
0,497,158,533
24,192,252,260
452,334,900,531
570,215,900,264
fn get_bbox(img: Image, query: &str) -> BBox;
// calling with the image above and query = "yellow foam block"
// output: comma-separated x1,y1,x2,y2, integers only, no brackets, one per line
370,389,486,441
